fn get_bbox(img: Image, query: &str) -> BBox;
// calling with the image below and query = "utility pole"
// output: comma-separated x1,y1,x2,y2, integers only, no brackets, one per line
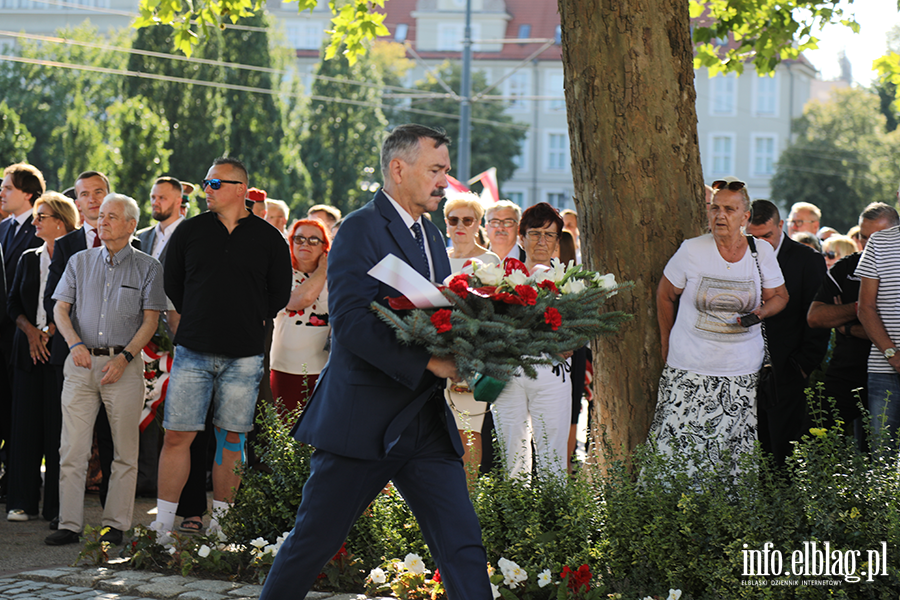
458,0,472,183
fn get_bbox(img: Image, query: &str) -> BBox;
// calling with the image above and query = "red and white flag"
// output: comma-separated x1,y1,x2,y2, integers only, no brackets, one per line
468,168,499,205
446,174,470,195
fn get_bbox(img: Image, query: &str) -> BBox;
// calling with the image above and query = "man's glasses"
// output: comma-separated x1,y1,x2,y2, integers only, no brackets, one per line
525,230,559,241
487,218,518,228
201,179,243,190
34,213,60,223
788,220,812,227
447,216,476,227
292,235,323,246
711,180,746,191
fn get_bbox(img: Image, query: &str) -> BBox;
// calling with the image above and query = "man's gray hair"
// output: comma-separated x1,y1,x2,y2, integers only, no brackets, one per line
380,124,450,180
486,200,522,221
860,202,900,227
102,193,140,223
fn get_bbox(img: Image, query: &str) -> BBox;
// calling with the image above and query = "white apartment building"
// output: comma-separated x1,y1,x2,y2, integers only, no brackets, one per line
0,0,818,206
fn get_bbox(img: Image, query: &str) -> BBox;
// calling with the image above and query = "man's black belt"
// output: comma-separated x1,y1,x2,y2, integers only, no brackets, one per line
88,346,126,356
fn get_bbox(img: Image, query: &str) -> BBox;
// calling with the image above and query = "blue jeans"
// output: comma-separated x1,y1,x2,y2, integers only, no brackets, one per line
867,372,900,449
163,346,264,433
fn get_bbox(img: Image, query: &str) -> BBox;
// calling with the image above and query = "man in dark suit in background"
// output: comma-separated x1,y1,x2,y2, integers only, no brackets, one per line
0,163,45,499
747,199,829,465
260,125,491,600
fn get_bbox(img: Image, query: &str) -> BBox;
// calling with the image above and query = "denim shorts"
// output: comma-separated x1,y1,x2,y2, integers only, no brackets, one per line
163,345,264,433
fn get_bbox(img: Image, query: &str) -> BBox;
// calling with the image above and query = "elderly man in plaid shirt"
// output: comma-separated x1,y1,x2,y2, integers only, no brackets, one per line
45,193,167,547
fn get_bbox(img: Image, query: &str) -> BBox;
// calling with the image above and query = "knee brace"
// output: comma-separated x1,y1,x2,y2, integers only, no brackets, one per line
214,428,247,466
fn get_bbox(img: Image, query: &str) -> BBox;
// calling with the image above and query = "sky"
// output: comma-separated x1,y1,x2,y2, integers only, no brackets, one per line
803,0,900,85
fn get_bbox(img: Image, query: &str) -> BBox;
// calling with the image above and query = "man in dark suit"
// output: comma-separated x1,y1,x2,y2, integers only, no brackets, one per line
260,125,491,599
0,162,45,499
747,200,829,465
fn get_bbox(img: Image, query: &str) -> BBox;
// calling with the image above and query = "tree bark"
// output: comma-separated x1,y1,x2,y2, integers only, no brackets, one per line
558,0,706,463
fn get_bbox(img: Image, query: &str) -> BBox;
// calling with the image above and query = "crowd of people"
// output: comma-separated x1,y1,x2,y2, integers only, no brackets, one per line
655,179,900,473
2,124,899,596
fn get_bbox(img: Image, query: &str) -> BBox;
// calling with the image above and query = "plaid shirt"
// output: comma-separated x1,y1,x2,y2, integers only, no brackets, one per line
52,244,168,348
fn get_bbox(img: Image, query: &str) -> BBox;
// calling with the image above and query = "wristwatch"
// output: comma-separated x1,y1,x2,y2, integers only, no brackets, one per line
121,350,134,363
884,348,897,360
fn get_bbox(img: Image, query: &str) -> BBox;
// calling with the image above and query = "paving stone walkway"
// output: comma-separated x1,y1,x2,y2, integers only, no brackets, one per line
0,567,368,600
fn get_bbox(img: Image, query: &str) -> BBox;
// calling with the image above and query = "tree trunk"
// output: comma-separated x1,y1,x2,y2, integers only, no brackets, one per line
558,0,706,463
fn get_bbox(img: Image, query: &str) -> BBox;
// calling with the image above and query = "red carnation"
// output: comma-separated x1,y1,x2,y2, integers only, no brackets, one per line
515,285,538,306
544,307,562,330
494,292,525,305
143,370,157,380
503,257,529,276
432,568,441,583
449,274,470,298
537,279,559,294
431,309,453,333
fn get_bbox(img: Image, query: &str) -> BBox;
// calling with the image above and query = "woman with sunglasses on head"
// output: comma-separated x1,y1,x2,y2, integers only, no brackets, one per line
270,219,332,424
651,178,788,476
440,194,499,482
6,192,78,523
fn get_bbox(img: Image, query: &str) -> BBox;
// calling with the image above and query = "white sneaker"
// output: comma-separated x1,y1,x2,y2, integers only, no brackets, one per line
7,509,38,522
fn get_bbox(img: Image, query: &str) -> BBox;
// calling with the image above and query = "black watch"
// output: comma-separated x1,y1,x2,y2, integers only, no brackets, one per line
121,350,134,363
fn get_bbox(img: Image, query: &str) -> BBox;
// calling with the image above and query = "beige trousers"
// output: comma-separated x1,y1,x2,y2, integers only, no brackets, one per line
59,353,144,533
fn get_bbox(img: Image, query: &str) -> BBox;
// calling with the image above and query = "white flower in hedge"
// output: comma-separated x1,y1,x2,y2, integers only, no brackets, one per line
404,553,426,575
264,544,278,556
167,545,177,555
667,590,683,600
198,544,211,558
537,569,552,588
497,557,527,588
561,278,587,294
216,529,228,543
490,583,501,599
369,568,387,585
505,269,528,287
250,537,268,550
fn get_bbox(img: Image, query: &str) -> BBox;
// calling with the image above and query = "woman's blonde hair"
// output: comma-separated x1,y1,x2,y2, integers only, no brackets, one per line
822,235,857,261
443,193,485,222
33,191,79,233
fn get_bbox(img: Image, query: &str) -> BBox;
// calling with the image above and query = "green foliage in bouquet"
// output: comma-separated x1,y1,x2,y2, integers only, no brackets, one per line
372,260,633,382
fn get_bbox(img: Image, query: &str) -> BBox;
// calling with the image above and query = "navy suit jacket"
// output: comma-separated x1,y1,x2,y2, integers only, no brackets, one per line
0,216,39,335
44,228,141,365
293,191,457,460
766,235,829,387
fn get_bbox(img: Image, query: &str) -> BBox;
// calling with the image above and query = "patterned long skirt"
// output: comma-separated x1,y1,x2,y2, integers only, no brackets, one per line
649,365,758,476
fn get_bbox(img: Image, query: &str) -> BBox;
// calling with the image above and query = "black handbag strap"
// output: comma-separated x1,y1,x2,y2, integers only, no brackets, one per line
746,236,772,365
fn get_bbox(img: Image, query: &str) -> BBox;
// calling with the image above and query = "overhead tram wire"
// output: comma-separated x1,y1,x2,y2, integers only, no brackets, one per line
0,53,529,130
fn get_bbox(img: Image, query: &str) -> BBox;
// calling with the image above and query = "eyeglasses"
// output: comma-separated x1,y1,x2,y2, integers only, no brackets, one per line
711,180,746,191
447,216,476,227
525,230,559,241
201,179,243,190
292,235,323,246
34,213,60,223
487,218,518,228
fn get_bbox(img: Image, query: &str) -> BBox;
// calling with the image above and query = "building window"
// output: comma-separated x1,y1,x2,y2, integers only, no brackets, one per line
751,134,777,176
754,73,778,116
709,134,735,175
546,192,568,210
505,191,525,207
504,70,530,111
511,135,528,171
546,131,569,172
517,24,531,39
546,70,565,112
287,21,325,50
394,23,408,43
709,73,737,116
437,22,481,51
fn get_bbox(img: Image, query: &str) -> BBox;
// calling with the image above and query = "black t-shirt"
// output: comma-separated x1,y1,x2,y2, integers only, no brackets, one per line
813,252,871,378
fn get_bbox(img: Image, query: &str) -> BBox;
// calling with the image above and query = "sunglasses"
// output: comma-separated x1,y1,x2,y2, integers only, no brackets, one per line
201,179,243,190
292,235,323,246
34,213,60,223
824,251,837,259
711,180,746,191
447,216,476,227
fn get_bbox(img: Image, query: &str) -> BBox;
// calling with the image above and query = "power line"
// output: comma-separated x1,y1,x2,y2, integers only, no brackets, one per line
0,53,529,130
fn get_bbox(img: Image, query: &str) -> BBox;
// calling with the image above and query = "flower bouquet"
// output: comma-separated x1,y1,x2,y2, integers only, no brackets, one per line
371,257,632,384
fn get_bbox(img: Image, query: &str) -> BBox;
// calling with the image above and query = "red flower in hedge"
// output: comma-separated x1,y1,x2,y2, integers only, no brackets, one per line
431,309,453,333
560,564,591,592
544,307,562,330
449,274,470,298
432,568,441,583
537,279,559,294
515,285,538,306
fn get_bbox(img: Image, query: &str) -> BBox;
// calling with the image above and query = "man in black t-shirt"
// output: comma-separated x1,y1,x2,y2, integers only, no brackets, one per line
808,202,899,431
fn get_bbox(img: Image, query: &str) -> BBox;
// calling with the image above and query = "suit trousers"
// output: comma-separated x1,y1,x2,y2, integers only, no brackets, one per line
59,353,144,533
259,397,491,600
